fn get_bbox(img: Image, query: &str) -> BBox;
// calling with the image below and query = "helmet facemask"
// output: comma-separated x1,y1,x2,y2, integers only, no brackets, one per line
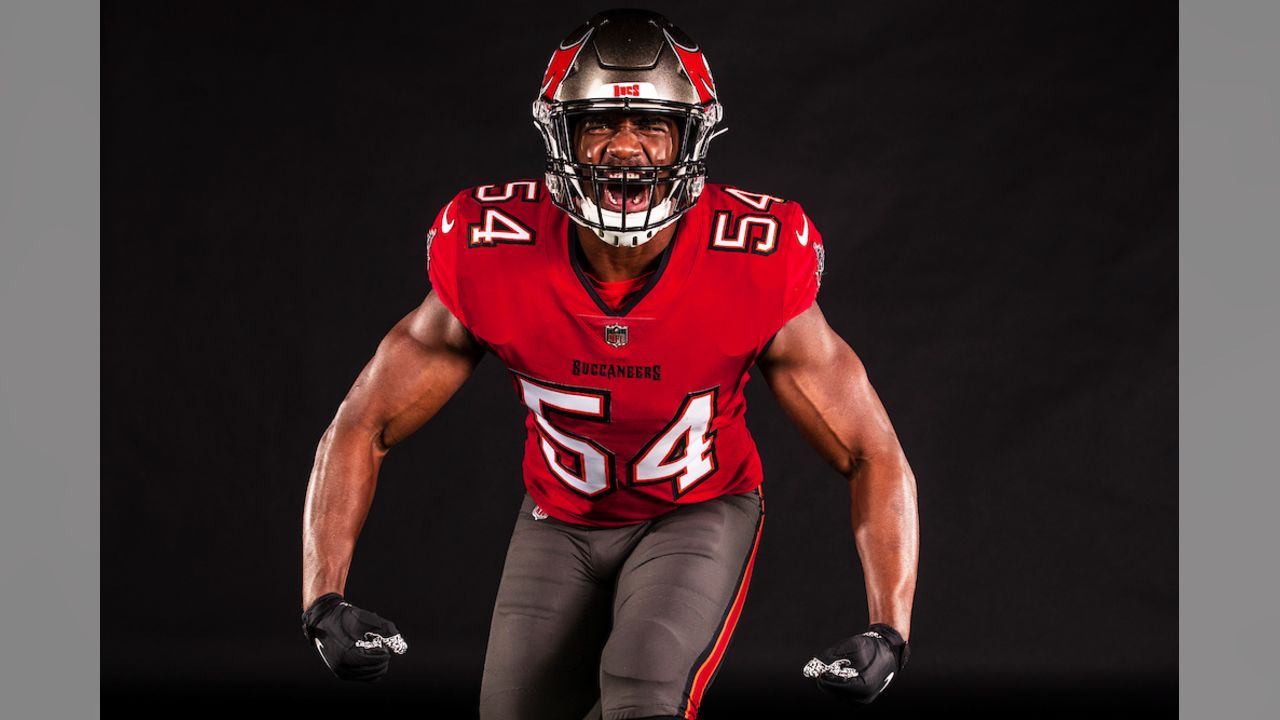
536,99,721,247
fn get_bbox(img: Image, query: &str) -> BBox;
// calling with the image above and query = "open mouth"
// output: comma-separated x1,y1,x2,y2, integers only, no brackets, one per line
596,171,653,214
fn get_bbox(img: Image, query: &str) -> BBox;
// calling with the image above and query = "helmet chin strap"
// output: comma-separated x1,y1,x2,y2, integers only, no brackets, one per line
576,195,678,248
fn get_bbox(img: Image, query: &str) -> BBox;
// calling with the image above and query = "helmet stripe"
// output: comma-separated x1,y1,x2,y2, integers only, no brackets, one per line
663,30,717,105
539,28,594,101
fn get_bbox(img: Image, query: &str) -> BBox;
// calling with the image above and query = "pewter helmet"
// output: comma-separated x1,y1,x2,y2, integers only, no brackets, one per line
533,9,724,247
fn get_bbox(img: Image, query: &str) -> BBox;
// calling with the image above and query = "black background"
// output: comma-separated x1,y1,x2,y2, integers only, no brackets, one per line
104,1,1176,716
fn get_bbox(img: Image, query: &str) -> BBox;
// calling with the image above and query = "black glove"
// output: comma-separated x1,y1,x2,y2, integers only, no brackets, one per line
301,593,408,681
802,623,909,703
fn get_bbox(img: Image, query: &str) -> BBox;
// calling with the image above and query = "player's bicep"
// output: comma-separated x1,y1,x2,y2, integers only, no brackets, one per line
333,291,485,449
757,303,901,476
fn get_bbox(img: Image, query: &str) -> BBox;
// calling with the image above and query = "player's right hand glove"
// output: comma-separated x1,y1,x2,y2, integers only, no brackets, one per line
301,593,408,682
802,623,909,703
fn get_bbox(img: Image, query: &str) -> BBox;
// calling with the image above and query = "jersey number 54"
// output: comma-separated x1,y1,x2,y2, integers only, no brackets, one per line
514,373,719,500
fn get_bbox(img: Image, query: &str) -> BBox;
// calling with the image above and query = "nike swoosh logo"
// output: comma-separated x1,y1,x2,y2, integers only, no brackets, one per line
314,639,334,671
796,213,809,246
880,671,894,693
441,201,455,233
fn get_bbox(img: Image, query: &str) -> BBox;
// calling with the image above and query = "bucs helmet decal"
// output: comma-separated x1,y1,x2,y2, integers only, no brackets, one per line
663,30,717,104
539,28,594,101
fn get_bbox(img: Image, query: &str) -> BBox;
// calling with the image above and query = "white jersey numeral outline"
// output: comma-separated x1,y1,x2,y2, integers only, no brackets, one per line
469,207,536,247
515,373,615,497
710,210,780,255
629,388,719,496
514,373,721,499
475,181,539,203
723,187,783,211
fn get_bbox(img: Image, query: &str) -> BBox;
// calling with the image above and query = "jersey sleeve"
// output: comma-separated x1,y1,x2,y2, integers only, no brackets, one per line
779,200,826,327
425,189,471,327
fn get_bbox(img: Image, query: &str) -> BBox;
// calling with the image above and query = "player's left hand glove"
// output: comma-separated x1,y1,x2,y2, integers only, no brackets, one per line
301,593,408,682
802,623,909,703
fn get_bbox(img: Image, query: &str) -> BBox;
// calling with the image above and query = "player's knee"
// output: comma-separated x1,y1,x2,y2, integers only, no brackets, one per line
600,617,694,684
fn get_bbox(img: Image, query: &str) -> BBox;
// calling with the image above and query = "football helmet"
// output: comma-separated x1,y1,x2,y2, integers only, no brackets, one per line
533,9,725,247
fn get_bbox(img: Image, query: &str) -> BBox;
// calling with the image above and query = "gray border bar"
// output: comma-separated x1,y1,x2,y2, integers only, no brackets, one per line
1181,0,1280,716
0,0,100,717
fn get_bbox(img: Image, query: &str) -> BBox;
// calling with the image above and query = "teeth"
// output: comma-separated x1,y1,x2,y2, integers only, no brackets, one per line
602,186,647,210
605,171,643,180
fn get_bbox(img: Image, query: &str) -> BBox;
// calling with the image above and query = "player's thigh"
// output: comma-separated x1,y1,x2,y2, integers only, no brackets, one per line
599,491,764,720
480,497,612,720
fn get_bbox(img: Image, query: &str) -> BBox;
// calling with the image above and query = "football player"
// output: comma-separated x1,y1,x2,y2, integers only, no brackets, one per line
302,9,919,719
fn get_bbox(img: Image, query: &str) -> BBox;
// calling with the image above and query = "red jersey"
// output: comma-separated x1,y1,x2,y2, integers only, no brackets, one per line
426,180,825,527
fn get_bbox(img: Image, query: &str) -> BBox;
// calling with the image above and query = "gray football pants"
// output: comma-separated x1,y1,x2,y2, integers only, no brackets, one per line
479,490,764,720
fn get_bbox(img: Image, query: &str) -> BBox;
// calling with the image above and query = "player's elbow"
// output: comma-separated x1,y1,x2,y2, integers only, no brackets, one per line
846,439,912,485
322,404,393,457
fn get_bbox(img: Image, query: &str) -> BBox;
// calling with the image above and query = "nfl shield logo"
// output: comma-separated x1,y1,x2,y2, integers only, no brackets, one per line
604,324,629,348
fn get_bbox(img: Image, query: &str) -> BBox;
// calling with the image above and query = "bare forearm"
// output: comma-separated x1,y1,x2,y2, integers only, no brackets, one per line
302,421,388,609
297,294,482,610
848,454,919,640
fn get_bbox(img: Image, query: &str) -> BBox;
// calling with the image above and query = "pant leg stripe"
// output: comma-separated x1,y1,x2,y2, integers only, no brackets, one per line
678,497,765,719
